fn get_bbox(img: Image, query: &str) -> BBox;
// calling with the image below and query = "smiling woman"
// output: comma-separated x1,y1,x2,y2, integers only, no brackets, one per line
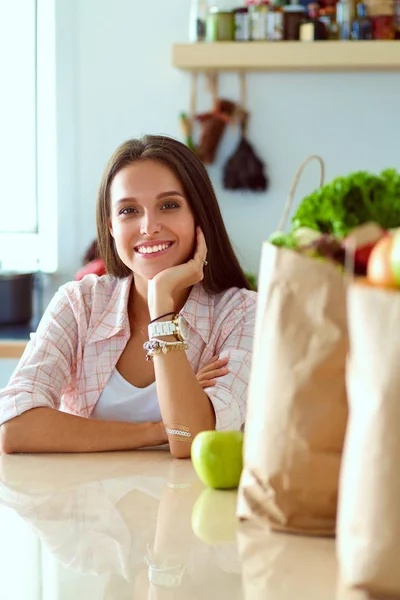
0,135,256,458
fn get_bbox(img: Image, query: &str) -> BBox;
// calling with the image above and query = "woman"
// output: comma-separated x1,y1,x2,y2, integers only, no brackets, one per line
0,135,256,457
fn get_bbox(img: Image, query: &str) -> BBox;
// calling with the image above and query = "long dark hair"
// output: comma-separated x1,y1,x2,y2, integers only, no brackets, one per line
96,135,251,294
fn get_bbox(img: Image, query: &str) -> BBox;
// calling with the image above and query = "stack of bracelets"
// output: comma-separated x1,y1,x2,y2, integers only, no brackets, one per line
144,311,188,362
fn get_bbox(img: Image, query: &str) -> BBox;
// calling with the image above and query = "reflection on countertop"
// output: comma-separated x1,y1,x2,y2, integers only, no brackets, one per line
0,451,371,600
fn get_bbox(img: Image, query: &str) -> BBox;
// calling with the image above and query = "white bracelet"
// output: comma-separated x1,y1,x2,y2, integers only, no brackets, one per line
165,428,191,438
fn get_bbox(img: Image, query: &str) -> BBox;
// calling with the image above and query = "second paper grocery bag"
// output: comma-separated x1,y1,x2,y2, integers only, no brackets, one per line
237,241,348,536
337,282,400,597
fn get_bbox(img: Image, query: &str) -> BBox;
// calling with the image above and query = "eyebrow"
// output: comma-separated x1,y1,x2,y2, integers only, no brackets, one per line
114,191,185,206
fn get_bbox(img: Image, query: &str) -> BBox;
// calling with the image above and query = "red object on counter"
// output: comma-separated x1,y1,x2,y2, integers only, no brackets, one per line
75,258,107,281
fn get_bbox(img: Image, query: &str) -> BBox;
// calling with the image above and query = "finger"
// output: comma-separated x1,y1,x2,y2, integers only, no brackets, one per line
201,367,229,380
194,227,208,264
197,367,229,383
202,354,220,368
201,357,229,373
199,379,217,389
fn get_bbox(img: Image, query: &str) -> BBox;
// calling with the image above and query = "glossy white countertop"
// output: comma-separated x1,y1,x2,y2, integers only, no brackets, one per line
0,450,371,600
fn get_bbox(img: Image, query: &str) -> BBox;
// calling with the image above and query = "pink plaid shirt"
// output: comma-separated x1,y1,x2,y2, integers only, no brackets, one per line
0,275,256,431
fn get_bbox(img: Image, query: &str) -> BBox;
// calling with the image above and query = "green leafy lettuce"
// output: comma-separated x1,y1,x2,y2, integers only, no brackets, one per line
291,169,400,238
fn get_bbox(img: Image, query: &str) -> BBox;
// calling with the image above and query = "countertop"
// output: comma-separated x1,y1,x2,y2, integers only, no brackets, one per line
0,450,372,600
0,320,36,358
0,322,29,359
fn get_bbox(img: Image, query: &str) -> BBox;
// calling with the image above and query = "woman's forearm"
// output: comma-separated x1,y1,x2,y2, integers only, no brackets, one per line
153,351,216,459
0,407,166,454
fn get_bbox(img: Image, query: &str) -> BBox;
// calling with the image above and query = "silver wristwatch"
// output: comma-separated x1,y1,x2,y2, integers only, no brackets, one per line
148,314,186,341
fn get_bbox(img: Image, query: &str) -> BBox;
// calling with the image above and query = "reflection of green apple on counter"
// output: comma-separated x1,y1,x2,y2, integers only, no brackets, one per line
191,430,244,490
191,488,238,545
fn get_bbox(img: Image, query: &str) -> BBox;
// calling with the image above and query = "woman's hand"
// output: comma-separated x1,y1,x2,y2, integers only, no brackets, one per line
196,355,229,389
147,227,207,318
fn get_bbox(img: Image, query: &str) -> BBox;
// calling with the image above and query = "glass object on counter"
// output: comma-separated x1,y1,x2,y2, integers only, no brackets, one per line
234,6,251,39
283,2,306,39
371,13,394,37
336,0,355,39
206,6,235,40
189,0,209,41
299,3,328,39
352,1,373,37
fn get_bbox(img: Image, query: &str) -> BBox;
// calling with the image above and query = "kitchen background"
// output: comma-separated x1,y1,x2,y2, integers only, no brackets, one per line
56,0,399,284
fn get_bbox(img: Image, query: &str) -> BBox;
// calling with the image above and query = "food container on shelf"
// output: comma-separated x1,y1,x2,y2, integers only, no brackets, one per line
206,6,235,40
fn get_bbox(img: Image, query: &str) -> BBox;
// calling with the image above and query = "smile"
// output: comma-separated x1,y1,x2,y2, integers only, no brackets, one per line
135,241,174,256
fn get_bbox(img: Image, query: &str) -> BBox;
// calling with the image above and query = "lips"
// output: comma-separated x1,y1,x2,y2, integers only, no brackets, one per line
134,241,174,256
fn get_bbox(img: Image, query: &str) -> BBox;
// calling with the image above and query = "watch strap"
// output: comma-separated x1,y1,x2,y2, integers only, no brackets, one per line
148,320,177,339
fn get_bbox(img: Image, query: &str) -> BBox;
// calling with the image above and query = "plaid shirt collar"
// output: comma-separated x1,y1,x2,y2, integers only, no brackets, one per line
88,275,214,345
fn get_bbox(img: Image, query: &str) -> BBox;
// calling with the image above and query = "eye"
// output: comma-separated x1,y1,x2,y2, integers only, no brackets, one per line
119,207,138,215
161,201,180,210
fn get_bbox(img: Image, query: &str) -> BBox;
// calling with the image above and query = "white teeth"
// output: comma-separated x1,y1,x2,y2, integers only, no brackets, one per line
137,243,170,255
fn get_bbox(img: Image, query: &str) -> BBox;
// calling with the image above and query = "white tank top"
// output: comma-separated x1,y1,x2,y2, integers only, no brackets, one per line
91,369,162,423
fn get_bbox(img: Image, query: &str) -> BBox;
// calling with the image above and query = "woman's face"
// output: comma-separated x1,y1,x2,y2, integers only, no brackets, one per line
109,160,196,280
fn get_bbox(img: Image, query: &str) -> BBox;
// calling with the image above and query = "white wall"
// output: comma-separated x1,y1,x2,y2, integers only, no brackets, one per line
55,0,400,282
0,360,18,389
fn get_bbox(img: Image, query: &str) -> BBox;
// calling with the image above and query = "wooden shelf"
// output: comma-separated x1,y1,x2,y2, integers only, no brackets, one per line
172,41,400,72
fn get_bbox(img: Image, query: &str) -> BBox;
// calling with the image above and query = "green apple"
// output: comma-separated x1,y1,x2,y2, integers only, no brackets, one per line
191,488,238,544
390,228,400,285
191,430,244,490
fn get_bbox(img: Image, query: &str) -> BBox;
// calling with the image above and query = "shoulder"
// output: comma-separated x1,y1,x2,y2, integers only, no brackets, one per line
52,274,129,319
59,273,120,300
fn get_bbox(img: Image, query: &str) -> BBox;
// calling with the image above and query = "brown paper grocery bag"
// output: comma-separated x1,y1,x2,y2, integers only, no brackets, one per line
337,282,400,597
237,155,349,535
237,241,348,536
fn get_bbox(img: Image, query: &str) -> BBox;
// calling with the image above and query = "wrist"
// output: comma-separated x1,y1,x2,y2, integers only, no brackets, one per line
149,299,176,322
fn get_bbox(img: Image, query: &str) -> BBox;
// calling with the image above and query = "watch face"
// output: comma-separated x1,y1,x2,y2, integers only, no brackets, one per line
177,315,187,341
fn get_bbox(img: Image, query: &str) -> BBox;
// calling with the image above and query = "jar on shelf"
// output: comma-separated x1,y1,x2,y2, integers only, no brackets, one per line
319,6,340,38
268,3,284,39
283,2,306,39
299,3,328,39
352,1,373,38
234,6,251,40
206,6,235,40
371,13,395,37
248,0,270,40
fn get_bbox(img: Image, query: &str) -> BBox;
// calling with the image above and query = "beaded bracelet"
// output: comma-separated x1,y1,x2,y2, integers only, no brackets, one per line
143,338,188,362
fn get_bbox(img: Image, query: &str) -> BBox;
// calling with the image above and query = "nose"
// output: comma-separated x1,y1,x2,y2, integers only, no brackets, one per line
139,210,161,236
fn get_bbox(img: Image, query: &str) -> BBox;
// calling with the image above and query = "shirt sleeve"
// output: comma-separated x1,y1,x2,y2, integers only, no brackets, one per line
206,293,256,432
0,286,80,426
